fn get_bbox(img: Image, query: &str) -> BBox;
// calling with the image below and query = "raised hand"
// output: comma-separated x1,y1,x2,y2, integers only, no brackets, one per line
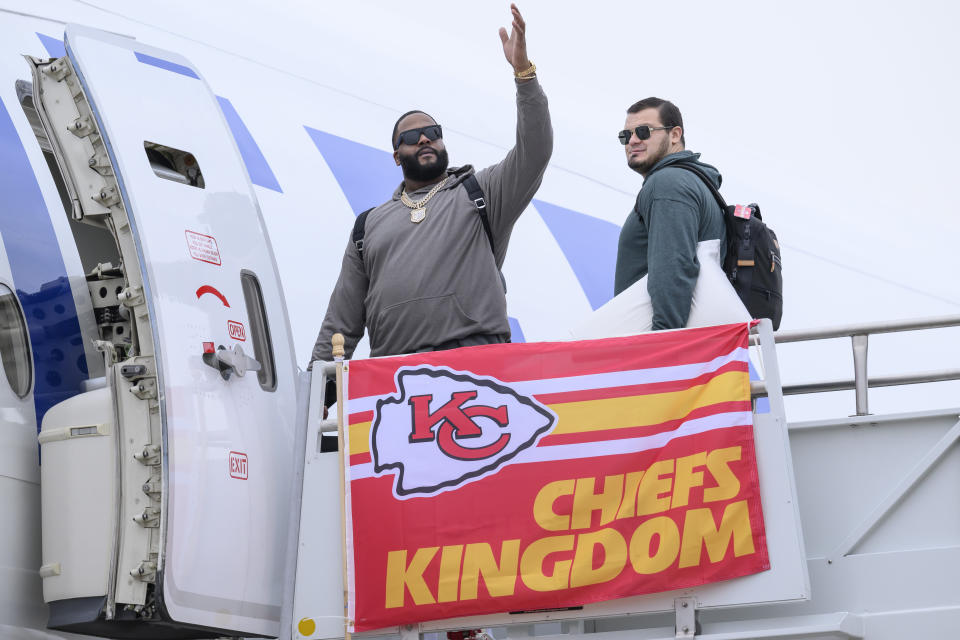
498,4,531,74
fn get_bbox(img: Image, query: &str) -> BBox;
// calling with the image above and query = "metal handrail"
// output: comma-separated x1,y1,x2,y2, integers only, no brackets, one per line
752,368,960,397
751,314,960,415
750,313,960,345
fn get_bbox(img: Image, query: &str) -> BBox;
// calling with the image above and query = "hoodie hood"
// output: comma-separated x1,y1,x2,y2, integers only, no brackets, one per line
647,150,722,188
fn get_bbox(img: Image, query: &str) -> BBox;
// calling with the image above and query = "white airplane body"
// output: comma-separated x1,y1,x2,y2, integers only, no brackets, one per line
0,7,635,638
0,2,958,639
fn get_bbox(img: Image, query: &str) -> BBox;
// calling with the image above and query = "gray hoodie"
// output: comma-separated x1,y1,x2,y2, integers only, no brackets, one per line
614,150,726,330
312,78,552,362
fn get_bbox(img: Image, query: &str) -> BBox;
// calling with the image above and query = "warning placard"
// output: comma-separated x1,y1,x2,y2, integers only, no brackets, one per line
186,230,221,265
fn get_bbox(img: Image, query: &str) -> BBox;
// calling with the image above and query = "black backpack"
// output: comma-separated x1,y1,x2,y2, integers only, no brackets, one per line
351,174,505,291
656,162,783,330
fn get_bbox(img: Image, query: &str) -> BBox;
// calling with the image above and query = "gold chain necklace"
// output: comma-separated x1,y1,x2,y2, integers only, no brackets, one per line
400,177,449,223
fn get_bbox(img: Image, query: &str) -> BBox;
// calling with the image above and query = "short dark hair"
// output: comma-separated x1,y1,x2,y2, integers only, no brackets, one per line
626,97,685,146
392,110,436,148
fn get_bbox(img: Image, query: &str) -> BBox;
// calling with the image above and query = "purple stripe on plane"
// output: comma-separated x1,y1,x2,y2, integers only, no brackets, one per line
533,199,619,311
134,51,200,79
0,96,87,426
304,126,400,215
508,317,526,343
217,97,283,193
36,33,66,58
749,361,770,413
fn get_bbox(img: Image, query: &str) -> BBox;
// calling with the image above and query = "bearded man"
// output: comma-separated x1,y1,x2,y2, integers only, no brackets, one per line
614,97,727,330
311,4,551,362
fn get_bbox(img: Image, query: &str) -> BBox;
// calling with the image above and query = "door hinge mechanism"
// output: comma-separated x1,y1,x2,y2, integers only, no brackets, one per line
131,560,157,582
42,59,71,81
133,443,161,466
91,185,121,207
134,506,160,528
69,115,95,138
129,378,157,400
88,151,113,176
117,285,144,308
141,480,161,497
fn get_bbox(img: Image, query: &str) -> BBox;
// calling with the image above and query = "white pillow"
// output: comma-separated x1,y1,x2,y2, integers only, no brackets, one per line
568,239,750,340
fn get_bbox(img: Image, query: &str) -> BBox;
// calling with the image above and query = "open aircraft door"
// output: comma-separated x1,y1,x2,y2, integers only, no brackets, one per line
29,25,298,638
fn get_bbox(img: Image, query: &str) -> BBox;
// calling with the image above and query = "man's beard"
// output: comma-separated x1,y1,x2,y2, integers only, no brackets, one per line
628,135,671,175
400,147,450,183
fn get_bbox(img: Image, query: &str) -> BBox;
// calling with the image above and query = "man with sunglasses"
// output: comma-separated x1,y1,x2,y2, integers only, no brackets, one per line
613,97,726,330
312,4,551,363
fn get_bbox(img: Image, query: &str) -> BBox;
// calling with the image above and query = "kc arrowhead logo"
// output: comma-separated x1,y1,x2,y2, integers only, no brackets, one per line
371,366,556,497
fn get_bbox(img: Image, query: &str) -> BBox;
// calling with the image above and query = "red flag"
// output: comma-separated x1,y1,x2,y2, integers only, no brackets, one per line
343,323,768,632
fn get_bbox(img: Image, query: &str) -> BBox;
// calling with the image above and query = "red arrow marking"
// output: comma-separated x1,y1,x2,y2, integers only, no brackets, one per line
196,285,230,307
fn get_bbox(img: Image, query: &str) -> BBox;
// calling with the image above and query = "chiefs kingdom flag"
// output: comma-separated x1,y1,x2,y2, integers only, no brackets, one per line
341,322,768,632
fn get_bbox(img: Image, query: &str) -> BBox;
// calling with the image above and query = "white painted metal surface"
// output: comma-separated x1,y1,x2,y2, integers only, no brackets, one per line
0,281,43,635
62,24,298,636
290,363,346,639
38,386,114,603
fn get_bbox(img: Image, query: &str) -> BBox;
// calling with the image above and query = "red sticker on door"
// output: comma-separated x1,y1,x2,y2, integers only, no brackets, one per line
185,230,221,265
196,285,230,307
228,320,246,341
229,451,248,480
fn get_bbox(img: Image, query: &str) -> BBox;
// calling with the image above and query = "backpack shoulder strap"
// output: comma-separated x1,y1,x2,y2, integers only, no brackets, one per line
353,176,495,263
352,207,374,258
664,162,728,211
670,163,757,289
462,174,495,256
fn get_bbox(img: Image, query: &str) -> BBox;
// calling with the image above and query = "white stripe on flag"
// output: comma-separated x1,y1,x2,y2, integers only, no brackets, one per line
347,410,752,480
346,346,749,415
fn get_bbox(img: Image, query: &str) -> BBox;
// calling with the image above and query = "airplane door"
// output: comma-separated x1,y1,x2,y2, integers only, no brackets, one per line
31,25,297,637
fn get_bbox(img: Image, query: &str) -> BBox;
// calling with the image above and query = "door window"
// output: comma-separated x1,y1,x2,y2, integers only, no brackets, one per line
240,270,276,391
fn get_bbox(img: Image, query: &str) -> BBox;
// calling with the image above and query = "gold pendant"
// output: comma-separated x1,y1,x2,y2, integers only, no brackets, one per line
410,208,426,223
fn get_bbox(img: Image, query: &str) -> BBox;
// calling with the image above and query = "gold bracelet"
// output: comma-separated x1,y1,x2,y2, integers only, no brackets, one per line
514,61,536,79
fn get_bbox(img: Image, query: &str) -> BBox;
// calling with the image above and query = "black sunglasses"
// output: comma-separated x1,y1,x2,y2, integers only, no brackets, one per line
394,124,443,149
617,125,675,145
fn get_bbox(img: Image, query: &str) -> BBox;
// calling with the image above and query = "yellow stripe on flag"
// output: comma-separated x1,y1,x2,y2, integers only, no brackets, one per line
350,421,372,456
549,370,749,436
347,369,749,456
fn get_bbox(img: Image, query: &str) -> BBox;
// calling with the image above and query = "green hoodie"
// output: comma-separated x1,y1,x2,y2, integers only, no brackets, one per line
614,150,726,330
